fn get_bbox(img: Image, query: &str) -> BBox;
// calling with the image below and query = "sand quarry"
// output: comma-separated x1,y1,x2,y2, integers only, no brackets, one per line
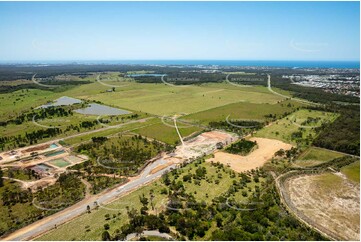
206,137,293,172
284,173,360,241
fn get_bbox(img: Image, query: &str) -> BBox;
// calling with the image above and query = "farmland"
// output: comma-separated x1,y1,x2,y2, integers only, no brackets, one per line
132,122,203,145
73,81,285,116
184,99,304,125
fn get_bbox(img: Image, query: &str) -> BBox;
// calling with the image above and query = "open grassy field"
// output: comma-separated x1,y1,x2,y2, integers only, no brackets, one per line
0,89,61,120
132,122,203,145
64,117,159,145
73,82,285,116
0,110,149,151
254,109,338,146
298,147,344,161
0,73,99,120
0,73,295,122
37,161,263,241
294,147,345,167
341,162,360,183
183,100,304,125
1,113,98,137
0,78,292,150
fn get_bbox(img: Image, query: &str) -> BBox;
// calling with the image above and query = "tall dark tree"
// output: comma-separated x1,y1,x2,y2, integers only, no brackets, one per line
0,168,3,187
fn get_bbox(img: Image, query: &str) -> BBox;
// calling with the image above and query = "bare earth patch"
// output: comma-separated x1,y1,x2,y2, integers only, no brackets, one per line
284,173,360,241
206,137,293,173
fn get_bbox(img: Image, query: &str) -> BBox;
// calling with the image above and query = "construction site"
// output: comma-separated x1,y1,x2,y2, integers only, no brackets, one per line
0,142,88,191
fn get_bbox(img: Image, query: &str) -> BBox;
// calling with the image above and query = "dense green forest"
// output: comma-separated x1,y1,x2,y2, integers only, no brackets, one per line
134,73,225,85
0,173,85,237
225,139,258,155
313,107,360,156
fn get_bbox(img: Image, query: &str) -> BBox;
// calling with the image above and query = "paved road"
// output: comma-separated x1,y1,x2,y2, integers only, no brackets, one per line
267,74,291,99
1,157,177,241
267,74,319,106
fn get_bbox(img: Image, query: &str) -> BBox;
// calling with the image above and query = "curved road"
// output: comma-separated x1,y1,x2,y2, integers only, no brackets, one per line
267,74,319,106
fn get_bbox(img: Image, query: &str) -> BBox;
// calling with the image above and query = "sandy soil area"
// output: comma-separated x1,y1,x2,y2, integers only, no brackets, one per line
284,173,360,241
206,137,293,173
175,130,237,160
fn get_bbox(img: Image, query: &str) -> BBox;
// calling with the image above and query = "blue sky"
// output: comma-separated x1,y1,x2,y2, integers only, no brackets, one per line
0,1,359,61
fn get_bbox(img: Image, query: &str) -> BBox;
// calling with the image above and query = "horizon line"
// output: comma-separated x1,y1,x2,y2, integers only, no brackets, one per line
0,59,359,63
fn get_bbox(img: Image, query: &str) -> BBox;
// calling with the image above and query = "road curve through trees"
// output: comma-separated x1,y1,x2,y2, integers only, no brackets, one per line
1,158,177,241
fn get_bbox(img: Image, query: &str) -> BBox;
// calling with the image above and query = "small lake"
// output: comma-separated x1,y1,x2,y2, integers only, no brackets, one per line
74,103,131,116
127,74,165,77
39,96,82,108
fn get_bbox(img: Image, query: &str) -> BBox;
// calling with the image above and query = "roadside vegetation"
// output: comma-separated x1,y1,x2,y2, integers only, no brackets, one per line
83,176,127,195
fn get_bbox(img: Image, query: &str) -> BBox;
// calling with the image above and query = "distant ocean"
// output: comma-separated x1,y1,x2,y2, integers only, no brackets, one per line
2,60,360,69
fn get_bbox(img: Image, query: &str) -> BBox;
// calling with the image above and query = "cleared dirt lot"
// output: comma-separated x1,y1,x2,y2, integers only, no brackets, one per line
284,173,360,241
176,130,237,160
206,137,293,172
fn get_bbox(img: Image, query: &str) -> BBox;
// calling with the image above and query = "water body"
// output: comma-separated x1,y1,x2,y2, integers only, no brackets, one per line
44,150,66,157
74,103,131,116
39,96,82,108
49,143,58,149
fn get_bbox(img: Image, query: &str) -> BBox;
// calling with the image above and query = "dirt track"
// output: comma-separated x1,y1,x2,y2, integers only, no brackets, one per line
207,137,293,172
